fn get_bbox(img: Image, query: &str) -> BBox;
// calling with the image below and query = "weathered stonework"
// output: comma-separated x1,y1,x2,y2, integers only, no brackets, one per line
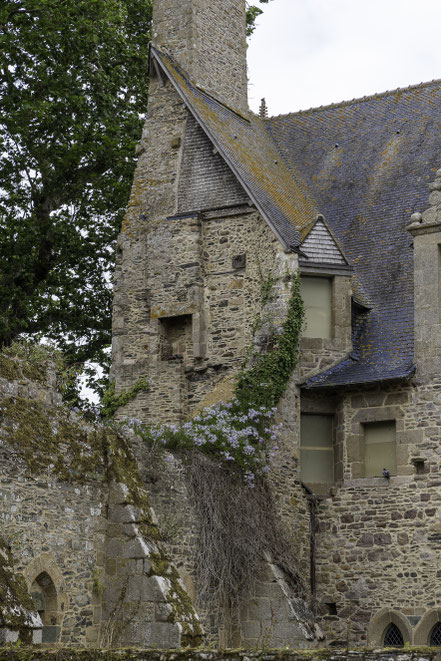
0,356,200,649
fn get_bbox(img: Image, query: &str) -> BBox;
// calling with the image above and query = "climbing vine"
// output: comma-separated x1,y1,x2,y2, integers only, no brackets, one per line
235,271,304,411
101,377,149,419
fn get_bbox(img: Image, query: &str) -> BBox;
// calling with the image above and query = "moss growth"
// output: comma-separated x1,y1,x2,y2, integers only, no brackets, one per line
103,428,202,645
0,397,107,482
0,535,37,630
235,272,304,411
0,343,57,384
2,647,441,661
0,353,201,647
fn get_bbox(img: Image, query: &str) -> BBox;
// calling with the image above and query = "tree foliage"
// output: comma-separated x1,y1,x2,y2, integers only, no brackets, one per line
0,0,153,377
0,0,270,398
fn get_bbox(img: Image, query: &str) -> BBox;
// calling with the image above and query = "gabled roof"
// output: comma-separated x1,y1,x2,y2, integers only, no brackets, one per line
150,46,317,250
300,217,349,268
265,80,441,388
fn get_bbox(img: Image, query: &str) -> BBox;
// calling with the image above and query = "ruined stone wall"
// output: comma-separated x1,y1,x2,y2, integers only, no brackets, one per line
0,390,106,645
0,359,200,650
5,649,441,661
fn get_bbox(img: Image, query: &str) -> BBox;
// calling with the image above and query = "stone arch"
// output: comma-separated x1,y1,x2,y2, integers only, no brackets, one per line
22,554,66,643
414,608,441,645
367,608,412,647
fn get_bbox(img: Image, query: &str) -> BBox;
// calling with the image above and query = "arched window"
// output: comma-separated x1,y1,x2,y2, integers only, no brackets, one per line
31,572,60,643
383,623,404,647
430,622,441,646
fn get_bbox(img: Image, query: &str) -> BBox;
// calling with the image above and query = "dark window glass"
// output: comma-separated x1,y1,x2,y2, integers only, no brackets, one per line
383,623,404,647
430,622,441,646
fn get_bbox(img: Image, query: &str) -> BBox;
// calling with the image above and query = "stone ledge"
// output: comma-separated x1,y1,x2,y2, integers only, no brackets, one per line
1,648,441,661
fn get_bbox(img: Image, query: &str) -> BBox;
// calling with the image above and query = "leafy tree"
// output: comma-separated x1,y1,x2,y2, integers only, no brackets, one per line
246,0,270,35
0,0,270,400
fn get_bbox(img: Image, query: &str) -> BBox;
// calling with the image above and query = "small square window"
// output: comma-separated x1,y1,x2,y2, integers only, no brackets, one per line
363,421,396,477
300,414,334,484
300,276,332,339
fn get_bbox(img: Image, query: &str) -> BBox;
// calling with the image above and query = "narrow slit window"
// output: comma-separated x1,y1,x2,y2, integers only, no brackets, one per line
383,623,404,647
300,414,334,484
300,276,332,339
363,421,396,477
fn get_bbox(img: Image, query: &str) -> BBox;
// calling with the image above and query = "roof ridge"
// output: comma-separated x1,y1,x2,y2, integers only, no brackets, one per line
266,77,441,119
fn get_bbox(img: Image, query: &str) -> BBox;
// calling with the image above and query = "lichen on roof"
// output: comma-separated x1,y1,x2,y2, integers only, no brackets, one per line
151,47,318,250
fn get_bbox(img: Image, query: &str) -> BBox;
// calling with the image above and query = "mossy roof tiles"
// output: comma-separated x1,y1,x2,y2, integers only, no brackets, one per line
151,47,317,249
266,81,441,387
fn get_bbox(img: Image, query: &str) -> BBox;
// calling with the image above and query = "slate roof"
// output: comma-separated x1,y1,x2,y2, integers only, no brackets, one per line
300,218,348,267
150,47,317,249
266,81,441,388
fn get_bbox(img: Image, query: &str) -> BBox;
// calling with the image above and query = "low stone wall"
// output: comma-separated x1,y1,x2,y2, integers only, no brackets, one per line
1,647,441,661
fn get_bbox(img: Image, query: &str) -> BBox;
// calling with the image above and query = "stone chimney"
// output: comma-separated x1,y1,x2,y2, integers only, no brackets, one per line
152,0,248,112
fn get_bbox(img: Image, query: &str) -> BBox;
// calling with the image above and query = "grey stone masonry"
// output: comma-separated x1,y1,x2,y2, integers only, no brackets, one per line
408,168,441,383
152,0,248,112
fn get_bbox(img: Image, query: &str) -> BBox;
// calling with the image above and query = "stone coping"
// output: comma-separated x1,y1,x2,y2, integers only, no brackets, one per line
1,648,441,661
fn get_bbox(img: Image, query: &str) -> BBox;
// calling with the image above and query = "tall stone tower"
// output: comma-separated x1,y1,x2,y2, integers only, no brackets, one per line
152,0,248,112
111,0,254,422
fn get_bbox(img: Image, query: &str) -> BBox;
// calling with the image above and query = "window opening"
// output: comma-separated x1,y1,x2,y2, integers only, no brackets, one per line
430,622,441,646
159,315,193,363
300,276,332,339
300,414,334,484
383,623,404,647
363,420,396,478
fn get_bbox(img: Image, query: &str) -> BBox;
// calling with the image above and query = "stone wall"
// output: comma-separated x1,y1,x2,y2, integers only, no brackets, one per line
298,380,441,647
3,648,441,661
0,357,200,650
112,72,287,424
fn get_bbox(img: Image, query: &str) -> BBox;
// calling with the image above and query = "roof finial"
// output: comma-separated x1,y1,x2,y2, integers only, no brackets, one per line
259,97,268,118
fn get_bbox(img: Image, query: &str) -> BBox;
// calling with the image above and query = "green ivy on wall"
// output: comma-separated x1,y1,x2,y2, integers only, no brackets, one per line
101,377,149,419
235,271,304,411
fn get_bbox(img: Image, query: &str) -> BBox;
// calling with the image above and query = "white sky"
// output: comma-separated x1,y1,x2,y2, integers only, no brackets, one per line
247,0,441,116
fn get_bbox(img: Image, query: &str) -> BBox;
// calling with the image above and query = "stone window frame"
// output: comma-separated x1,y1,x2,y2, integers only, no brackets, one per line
367,608,412,647
300,394,343,493
414,608,441,645
347,405,407,480
23,553,66,631
299,265,352,353
300,412,335,487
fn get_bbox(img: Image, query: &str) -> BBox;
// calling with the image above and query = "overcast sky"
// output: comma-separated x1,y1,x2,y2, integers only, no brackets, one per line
247,0,441,116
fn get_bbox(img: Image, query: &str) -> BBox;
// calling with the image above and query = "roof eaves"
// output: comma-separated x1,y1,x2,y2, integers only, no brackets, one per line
301,363,416,391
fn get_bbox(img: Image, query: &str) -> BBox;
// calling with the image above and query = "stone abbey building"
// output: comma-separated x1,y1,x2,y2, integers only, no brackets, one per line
3,0,441,652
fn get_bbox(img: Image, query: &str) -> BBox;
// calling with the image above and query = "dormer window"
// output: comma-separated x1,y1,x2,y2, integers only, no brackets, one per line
300,276,333,339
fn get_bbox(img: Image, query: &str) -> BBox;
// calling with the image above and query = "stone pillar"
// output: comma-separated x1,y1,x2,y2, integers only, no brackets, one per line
407,168,441,383
152,0,248,112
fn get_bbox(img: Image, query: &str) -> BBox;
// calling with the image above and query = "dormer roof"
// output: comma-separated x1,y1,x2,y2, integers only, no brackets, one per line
299,217,350,270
